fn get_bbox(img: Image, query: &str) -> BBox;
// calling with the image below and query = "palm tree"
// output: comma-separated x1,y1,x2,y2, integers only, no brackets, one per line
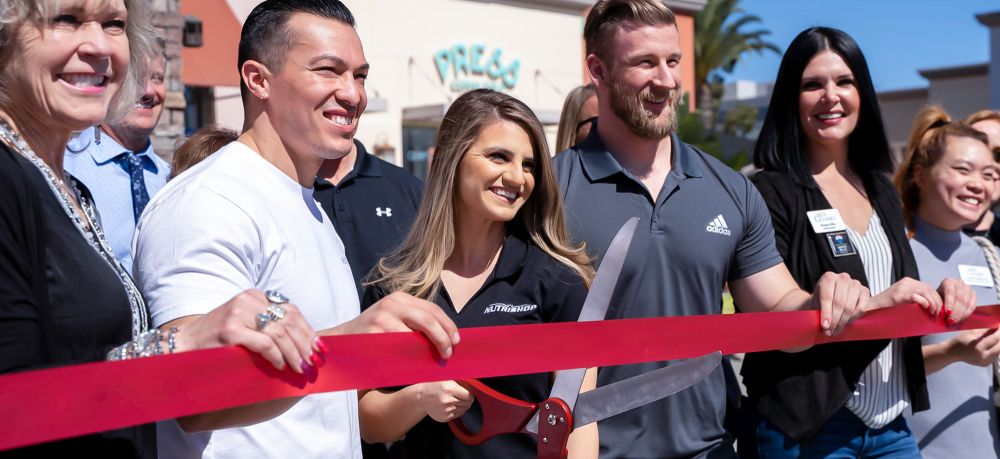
694,0,779,131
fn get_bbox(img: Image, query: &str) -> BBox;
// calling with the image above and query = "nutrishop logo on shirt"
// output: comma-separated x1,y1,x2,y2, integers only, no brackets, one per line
484,303,538,314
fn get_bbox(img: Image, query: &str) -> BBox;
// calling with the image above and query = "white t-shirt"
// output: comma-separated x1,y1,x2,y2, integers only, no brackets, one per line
133,141,361,459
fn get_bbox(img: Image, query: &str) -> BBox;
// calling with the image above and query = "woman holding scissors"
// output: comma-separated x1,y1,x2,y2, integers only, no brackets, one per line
357,89,598,458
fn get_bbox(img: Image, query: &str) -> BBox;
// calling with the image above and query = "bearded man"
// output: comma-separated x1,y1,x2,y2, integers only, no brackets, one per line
552,1,872,457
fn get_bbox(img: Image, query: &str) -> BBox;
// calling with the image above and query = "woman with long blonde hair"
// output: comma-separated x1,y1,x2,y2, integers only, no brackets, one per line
358,88,598,458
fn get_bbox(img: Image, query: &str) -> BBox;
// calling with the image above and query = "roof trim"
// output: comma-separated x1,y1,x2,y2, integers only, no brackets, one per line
977,11,1000,27
877,87,928,101
918,63,988,80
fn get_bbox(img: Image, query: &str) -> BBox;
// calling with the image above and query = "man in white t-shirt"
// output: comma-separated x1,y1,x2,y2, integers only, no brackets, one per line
132,1,459,458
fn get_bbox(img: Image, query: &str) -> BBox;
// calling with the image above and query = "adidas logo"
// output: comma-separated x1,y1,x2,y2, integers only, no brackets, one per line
706,214,732,236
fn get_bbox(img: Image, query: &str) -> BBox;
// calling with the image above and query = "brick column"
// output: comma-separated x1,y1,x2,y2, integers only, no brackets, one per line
152,0,186,161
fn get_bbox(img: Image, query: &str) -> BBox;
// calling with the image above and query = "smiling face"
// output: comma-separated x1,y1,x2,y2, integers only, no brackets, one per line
593,21,682,140
971,119,1000,202
798,50,860,152
263,13,368,161
917,136,998,230
5,0,130,132
121,54,165,136
456,119,536,225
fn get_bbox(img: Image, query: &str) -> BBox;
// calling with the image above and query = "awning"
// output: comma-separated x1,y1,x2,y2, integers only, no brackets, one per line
180,0,244,87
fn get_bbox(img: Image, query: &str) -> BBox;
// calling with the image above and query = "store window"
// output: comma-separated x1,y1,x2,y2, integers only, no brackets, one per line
402,126,438,181
184,86,215,135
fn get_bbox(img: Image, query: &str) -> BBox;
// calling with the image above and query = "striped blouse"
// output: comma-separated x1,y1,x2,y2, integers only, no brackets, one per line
843,212,909,428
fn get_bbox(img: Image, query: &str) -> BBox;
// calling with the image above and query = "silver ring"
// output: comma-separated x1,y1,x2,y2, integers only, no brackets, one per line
255,312,272,331
265,290,289,304
266,304,286,320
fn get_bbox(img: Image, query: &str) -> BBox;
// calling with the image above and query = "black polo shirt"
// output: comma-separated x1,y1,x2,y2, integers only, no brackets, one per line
552,128,782,459
313,141,423,296
963,211,1000,246
361,229,589,459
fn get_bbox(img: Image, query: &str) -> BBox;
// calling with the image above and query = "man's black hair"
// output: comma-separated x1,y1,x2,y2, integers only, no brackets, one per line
237,0,356,101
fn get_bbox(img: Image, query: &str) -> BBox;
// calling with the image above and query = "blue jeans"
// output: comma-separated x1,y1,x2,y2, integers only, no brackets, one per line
756,407,921,458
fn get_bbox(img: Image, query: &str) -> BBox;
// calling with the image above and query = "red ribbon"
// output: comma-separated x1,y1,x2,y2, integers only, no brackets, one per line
2,304,999,451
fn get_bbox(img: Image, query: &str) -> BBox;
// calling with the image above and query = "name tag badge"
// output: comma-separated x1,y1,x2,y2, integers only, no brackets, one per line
958,264,995,288
807,209,848,234
825,231,857,258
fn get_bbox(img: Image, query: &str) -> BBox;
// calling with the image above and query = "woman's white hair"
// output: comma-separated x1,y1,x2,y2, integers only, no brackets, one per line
0,0,159,123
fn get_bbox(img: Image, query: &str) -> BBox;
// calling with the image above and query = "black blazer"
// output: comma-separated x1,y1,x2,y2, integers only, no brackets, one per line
740,170,928,441
0,143,155,458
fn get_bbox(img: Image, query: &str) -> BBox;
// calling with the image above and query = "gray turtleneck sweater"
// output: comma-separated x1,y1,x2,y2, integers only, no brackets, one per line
905,216,1000,458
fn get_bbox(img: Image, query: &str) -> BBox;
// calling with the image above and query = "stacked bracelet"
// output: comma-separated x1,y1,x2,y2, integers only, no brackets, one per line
166,327,179,354
107,327,181,361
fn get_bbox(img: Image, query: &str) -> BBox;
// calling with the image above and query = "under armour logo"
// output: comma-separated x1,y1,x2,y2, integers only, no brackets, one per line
376,207,392,217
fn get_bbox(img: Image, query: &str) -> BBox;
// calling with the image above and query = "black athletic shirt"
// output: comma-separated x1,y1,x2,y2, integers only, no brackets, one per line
361,229,588,459
313,140,422,297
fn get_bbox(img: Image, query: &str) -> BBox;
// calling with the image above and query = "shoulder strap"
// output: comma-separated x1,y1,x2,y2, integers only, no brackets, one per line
971,236,1000,303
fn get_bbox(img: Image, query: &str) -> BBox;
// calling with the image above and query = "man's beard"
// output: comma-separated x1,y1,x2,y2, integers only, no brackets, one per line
608,79,681,140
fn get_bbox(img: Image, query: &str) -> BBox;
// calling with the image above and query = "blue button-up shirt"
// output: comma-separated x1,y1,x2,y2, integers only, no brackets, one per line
65,127,171,274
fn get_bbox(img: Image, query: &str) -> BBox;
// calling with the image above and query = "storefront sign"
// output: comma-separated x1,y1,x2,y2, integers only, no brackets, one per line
434,43,520,91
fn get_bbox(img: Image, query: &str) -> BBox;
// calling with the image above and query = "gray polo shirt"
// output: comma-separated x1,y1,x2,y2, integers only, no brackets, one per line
553,130,781,458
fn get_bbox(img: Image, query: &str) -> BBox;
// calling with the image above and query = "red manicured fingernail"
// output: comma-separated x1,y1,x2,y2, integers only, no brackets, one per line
310,351,322,367
945,308,953,316
300,359,311,373
316,338,328,354
947,317,956,325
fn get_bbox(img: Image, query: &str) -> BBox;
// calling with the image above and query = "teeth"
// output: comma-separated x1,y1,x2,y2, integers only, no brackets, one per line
816,113,843,120
135,97,155,109
61,74,106,88
962,197,980,205
492,188,516,200
332,116,351,126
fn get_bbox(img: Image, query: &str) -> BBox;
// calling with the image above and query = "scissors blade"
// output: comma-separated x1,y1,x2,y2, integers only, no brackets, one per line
571,352,723,429
525,217,640,434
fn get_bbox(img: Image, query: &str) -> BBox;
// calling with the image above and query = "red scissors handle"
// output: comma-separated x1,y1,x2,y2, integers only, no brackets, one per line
448,380,575,459
534,397,573,459
449,379,536,445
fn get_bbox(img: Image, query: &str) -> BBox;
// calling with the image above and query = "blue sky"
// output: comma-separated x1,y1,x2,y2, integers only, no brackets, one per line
725,0,997,91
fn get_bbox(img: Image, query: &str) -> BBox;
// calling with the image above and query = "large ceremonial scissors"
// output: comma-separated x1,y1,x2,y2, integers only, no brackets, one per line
449,217,723,458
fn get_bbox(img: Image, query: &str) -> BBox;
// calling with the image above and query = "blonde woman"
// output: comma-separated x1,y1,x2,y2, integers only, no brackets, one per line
896,106,1000,458
555,83,597,153
358,89,598,459
0,1,158,455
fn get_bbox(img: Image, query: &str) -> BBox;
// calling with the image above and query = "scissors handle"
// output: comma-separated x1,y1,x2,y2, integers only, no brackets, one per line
448,379,537,445
535,397,573,459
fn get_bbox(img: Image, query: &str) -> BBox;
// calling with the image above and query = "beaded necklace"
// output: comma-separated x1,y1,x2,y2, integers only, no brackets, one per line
0,119,148,339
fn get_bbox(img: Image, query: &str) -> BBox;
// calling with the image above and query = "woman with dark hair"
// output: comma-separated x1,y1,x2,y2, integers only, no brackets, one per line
357,89,598,458
741,27,975,457
896,105,1000,458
